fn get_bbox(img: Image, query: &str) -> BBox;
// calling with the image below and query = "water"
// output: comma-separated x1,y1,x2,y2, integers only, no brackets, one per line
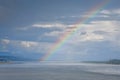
0,62,120,80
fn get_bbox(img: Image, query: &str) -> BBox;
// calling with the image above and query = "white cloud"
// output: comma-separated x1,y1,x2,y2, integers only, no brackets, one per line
43,25,77,37
44,31,63,37
100,9,120,15
61,20,120,45
18,40,52,53
1,39,10,44
32,23,66,28
0,39,53,53
16,23,76,32
32,23,76,37
100,10,111,14
85,21,118,33
80,33,104,41
20,41,38,48
32,23,76,29
20,41,51,53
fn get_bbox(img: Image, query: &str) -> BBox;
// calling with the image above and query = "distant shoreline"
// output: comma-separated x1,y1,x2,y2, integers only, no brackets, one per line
0,59,120,65
82,59,120,65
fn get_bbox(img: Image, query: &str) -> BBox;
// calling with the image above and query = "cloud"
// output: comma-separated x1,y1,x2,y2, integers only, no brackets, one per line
31,23,76,37
80,33,104,41
60,20,120,46
0,39,10,52
100,9,120,15
42,25,77,38
20,41,38,48
44,31,63,37
85,21,118,33
100,10,111,14
19,41,52,53
17,23,73,31
32,22,76,28
32,23,66,28
1,39,10,44
0,39,52,53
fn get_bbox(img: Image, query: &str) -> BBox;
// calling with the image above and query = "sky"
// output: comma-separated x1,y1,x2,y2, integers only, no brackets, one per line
0,0,120,61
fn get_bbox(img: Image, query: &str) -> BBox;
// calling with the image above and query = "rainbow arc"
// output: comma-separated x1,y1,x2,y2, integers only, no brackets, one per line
40,0,110,61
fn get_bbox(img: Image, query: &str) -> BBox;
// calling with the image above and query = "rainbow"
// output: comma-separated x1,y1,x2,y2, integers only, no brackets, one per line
40,0,110,61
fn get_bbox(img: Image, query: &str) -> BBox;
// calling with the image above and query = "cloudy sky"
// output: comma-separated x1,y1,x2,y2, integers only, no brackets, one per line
0,0,120,61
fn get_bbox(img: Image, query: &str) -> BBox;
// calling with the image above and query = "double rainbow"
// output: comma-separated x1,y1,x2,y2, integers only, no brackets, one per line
40,0,110,61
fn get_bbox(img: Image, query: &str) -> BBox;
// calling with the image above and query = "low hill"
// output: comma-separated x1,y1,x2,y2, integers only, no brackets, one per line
0,52,34,62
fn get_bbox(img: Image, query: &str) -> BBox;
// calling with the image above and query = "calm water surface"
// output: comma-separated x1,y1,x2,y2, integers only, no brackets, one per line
0,62,120,80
